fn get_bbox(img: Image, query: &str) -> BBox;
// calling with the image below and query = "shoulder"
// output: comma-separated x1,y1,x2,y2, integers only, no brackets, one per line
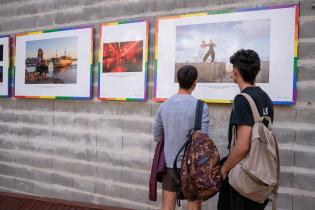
244,87,273,107
234,94,250,109
156,95,177,111
155,102,166,115
259,88,273,103
243,86,264,98
202,102,209,110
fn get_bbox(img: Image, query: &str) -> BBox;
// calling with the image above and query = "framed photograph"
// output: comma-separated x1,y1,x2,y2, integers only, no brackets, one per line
155,4,299,105
14,26,93,99
98,20,149,101
0,36,10,97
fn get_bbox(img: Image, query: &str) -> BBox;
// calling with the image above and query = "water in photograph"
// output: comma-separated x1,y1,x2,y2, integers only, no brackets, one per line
26,61,77,84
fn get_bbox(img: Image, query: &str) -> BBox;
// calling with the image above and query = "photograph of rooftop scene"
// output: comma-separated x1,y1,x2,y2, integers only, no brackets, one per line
25,36,78,84
175,19,270,83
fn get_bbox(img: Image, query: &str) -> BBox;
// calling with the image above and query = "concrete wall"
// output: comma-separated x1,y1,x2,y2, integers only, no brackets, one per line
0,0,314,209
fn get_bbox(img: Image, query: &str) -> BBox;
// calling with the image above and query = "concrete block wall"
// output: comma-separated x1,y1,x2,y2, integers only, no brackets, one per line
0,0,314,209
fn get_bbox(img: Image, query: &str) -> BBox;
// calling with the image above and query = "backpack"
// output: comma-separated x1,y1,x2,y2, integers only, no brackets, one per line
228,93,280,210
173,100,221,204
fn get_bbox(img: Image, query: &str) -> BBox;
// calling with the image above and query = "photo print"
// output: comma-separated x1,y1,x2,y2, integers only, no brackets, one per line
175,19,270,83
25,36,78,84
98,20,148,100
155,5,298,103
102,40,143,73
15,26,93,98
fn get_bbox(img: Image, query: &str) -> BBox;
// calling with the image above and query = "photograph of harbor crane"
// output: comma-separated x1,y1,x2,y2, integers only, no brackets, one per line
25,36,78,84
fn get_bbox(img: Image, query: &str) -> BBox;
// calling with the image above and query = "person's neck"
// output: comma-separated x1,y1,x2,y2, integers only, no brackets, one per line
178,88,192,95
238,81,256,91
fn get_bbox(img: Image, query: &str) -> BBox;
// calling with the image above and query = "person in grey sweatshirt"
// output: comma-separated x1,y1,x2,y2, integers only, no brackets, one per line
153,65,209,210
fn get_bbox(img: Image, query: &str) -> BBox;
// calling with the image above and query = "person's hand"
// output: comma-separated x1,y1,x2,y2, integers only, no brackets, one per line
221,167,228,180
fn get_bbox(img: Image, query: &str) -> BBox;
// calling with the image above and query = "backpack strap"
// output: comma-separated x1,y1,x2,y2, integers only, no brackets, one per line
172,99,204,207
240,93,280,210
239,93,261,123
230,93,259,149
173,138,190,207
173,99,204,173
194,100,204,131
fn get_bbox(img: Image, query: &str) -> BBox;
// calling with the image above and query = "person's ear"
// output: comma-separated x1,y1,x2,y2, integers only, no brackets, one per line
233,68,239,77
194,80,197,88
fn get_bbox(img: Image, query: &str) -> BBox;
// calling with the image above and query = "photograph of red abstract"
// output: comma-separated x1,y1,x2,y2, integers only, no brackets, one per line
102,40,143,73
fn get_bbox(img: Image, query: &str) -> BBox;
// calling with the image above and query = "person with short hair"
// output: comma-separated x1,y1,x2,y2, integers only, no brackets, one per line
217,49,274,210
153,65,210,210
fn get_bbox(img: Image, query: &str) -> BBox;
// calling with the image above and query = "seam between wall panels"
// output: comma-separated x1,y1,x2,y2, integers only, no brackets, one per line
298,59,315,65
0,131,151,151
279,187,315,198
272,122,315,130
0,160,148,191
300,15,315,23
2,116,315,133
0,161,148,194
1,134,152,159
0,109,154,122
279,143,315,154
0,147,150,175
0,174,159,209
0,121,152,139
299,38,315,43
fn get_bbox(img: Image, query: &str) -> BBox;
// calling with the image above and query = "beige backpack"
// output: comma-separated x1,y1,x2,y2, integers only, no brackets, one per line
228,93,280,210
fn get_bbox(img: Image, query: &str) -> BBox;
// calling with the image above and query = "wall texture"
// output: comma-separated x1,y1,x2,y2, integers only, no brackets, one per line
0,0,314,209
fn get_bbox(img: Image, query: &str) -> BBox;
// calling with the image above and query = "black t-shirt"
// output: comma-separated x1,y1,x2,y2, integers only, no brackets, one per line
228,86,274,149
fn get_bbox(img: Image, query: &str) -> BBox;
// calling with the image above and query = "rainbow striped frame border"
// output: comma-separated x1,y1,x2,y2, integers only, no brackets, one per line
98,19,149,102
14,25,94,100
154,3,299,105
0,35,10,98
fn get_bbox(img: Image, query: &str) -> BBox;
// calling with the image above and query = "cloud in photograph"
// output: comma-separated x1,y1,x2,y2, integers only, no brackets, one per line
176,19,270,63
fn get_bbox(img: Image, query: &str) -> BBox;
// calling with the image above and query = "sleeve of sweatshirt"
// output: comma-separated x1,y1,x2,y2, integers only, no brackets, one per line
153,105,164,142
201,103,210,134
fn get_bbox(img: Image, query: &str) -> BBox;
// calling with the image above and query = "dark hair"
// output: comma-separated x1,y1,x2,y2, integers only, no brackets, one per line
230,49,260,84
177,65,198,89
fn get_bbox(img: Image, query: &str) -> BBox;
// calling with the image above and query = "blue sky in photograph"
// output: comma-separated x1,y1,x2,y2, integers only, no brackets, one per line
176,19,270,63
26,36,78,59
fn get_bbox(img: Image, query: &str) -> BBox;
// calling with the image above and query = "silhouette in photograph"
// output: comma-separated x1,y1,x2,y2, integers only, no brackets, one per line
25,36,78,84
175,19,270,83
102,40,143,73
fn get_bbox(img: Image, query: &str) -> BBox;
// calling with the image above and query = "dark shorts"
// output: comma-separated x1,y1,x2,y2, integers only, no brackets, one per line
162,168,179,192
218,156,269,210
